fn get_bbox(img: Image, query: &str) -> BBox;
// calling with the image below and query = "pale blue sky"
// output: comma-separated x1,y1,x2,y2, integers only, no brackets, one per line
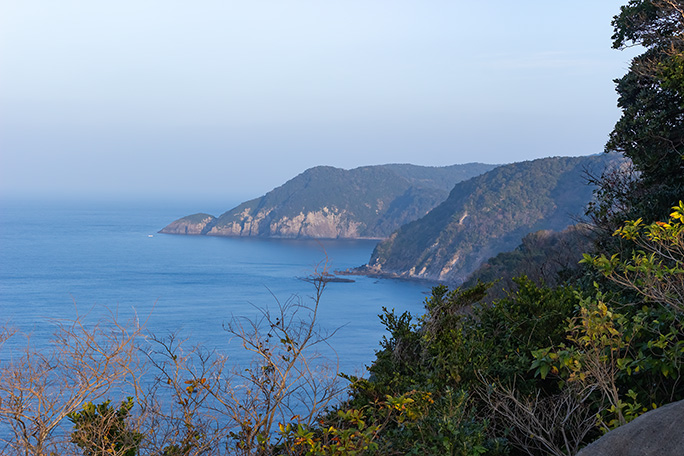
1,1,638,202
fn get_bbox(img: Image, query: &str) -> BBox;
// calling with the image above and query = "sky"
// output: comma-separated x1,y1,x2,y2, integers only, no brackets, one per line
0,1,640,203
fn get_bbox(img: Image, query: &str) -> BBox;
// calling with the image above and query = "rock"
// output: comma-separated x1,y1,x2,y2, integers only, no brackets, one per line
159,213,216,235
577,400,684,456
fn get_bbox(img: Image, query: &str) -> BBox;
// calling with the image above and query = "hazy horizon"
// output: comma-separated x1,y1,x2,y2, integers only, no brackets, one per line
1,1,639,202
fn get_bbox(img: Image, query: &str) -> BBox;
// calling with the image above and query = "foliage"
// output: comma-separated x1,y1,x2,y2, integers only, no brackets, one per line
68,397,143,456
325,279,582,455
279,405,384,455
531,288,636,430
463,225,594,302
530,288,684,433
342,204,683,454
533,203,684,436
588,201,684,313
593,0,684,226
464,278,578,393
361,282,491,398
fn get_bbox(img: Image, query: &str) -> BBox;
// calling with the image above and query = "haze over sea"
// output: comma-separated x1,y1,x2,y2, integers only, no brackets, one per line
0,198,429,374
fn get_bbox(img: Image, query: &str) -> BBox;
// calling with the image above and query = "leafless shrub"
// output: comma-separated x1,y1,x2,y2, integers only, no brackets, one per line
137,267,343,455
479,377,597,456
220,277,343,454
1,267,342,455
0,309,144,455
140,333,231,455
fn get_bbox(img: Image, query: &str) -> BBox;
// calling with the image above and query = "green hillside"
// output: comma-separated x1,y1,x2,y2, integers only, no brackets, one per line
359,154,624,284
160,163,496,239
462,224,594,302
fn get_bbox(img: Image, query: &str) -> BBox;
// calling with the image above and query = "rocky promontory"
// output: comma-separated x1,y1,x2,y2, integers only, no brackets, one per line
160,213,216,235
160,163,497,239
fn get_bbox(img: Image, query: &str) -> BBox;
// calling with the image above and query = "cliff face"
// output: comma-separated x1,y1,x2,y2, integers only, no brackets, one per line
358,154,626,284
160,163,497,239
206,206,364,238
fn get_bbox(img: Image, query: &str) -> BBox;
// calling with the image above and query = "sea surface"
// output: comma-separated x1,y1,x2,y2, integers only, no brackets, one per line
0,198,431,375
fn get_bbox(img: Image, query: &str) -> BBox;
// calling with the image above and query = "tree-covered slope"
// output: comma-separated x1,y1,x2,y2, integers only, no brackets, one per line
160,163,496,239
462,224,594,303
358,154,623,284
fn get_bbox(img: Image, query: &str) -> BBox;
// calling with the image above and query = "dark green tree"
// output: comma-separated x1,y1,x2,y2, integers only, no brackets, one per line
594,0,684,226
68,397,142,456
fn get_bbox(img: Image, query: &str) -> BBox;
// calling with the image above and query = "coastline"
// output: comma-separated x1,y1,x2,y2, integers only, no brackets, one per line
336,265,441,286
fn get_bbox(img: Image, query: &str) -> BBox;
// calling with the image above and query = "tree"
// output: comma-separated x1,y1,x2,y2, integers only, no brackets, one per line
588,201,684,315
596,0,684,225
68,397,143,456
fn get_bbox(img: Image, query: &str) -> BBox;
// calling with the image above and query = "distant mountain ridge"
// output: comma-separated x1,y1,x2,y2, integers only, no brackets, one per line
350,154,625,285
160,163,497,239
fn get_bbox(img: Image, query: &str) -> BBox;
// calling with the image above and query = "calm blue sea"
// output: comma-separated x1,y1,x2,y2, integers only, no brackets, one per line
0,198,431,374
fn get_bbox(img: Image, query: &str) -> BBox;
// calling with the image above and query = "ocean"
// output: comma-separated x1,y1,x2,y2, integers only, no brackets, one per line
0,198,431,375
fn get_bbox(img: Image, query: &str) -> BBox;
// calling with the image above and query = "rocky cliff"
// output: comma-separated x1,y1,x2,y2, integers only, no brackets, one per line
160,163,496,239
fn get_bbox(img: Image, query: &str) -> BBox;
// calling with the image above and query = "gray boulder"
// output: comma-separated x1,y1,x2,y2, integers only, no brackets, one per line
577,399,684,456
